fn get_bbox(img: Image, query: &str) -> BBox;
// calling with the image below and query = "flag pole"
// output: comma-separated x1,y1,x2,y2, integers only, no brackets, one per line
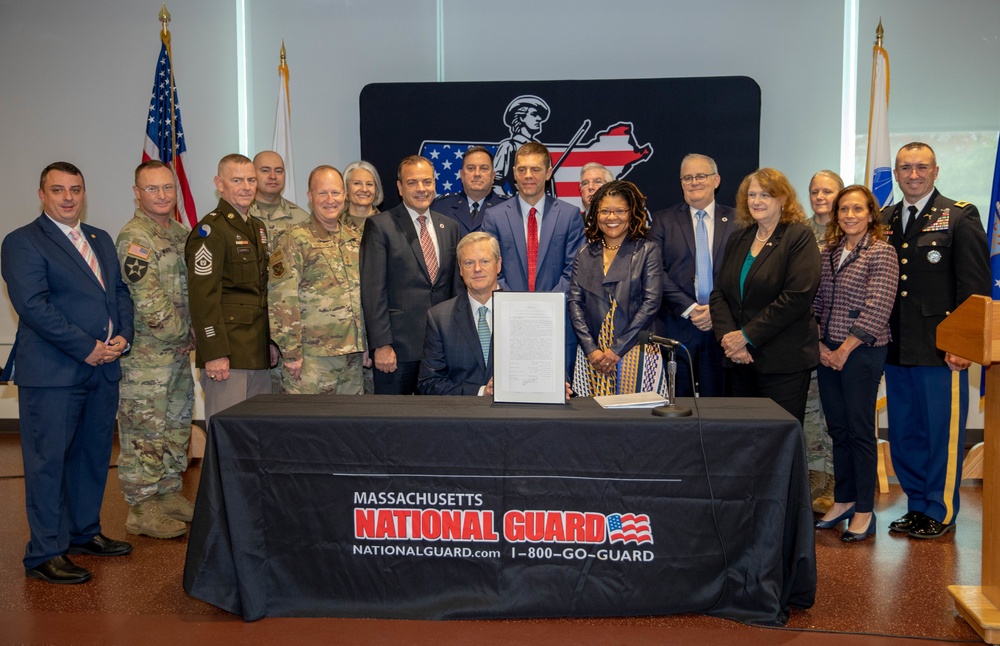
864,19,885,184
279,40,289,117
160,5,181,223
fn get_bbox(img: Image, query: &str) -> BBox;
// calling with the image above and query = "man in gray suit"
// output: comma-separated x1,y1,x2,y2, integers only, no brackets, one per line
360,155,461,394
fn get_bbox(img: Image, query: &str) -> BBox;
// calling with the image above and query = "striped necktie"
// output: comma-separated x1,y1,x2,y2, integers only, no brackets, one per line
69,229,104,289
417,215,439,283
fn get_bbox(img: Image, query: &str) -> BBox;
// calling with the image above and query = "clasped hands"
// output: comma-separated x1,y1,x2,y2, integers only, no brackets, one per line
85,336,128,366
720,330,753,365
587,348,621,376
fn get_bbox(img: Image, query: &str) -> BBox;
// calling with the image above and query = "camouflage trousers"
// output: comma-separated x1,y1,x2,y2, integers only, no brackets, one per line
281,353,365,395
117,355,194,506
804,369,833,475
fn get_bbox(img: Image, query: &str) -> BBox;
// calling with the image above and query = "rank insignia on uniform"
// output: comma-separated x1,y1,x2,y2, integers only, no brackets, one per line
124,256,149,282
927,250,942,264
126,243,151,260
955,201,970,208
194,243,213,276
198,224,212,237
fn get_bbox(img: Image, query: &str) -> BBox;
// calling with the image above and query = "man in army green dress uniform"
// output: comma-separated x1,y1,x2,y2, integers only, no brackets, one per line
186,154,275,425
269,166,368,394
116,160,195,539
250,150,309,251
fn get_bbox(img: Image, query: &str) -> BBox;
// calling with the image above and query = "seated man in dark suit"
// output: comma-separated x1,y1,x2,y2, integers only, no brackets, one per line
650,153,735,397
418,232,500,396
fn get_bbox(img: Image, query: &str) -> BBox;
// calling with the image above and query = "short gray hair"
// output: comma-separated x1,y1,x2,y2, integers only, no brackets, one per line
457,231,501,263
680,153,718,175
580,162,613,183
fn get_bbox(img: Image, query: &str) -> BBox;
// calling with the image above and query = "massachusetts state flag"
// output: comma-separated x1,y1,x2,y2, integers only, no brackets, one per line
865,30,893,209
142,31,196,227
606,513,654,545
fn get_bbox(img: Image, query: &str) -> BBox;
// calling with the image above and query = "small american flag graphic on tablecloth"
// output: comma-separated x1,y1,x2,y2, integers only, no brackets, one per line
606,513,653,545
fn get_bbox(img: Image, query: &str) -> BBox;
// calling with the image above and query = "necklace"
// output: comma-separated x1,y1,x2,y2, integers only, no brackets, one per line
602,238,622,250
754,228,772,243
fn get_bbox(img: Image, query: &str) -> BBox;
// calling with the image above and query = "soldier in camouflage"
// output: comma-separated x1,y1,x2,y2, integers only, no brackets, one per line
269,165,369,394
805,170,843,512
250,150,310,252
115,160,195,539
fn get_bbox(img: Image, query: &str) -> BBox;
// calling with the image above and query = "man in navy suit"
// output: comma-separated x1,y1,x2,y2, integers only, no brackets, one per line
482,142,586,375
418,232,501,395
361,155,462,394
1,162,135,584
650,154,735,397
432,147,507,237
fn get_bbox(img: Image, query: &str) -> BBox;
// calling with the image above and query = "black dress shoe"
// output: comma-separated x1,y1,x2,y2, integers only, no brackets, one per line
888,511,925,533
25,555,91,584
908,516,956,539
67,533,133,556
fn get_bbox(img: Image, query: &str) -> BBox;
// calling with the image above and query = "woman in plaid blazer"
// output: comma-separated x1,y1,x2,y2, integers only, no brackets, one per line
812,185,898,543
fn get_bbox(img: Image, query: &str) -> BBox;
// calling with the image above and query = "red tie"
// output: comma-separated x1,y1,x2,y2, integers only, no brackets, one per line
527,207,538,291
417,215,439,283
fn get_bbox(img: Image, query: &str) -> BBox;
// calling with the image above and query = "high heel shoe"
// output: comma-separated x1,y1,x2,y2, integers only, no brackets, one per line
841,513,876,543
814,504,855,529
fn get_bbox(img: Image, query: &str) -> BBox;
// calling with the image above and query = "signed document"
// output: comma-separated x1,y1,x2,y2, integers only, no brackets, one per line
493,291,565,404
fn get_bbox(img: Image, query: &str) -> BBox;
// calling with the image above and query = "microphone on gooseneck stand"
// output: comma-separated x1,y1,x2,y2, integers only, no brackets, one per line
638,330,692,418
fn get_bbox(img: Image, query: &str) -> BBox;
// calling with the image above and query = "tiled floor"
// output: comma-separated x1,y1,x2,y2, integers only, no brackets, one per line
0,433,986,645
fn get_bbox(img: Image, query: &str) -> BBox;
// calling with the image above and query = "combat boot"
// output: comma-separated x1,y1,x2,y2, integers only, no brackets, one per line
156,492,195,522
812,475,835,514
126,500,188,539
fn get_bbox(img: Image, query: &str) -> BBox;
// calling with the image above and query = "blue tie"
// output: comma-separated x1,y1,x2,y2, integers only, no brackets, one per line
695,210,712,305
477,305,491,364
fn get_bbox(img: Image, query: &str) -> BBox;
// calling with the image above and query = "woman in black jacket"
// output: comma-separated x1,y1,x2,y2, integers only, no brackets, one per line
710,168,821,425
568,181,662,396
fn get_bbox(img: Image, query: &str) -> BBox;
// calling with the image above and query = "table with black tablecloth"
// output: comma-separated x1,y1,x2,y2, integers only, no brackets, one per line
183,395,815,624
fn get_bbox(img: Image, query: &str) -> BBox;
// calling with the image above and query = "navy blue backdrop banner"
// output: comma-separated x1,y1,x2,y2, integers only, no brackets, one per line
359,77,760,212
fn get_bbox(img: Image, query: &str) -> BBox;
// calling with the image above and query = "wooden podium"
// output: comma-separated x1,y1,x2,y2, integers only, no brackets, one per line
937,295,1000,644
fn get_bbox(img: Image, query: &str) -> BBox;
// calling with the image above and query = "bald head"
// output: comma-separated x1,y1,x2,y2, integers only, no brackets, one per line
254,151,286,204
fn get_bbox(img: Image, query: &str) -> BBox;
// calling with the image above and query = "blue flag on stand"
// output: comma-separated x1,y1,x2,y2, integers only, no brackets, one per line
982,132,1000,400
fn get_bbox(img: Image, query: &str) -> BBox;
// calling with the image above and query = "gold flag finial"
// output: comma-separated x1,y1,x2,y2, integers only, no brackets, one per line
875,18,884,48
159,4,171,36
280,40,286,65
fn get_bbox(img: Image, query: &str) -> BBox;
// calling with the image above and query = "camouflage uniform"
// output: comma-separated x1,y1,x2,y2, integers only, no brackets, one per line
249,197,310,253
116,209,194,506
269,216,366,394
250,197,309,390
805,215,834,507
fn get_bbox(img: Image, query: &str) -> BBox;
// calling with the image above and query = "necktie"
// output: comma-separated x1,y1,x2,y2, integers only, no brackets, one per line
527,207,538,291
477,305,491,364
695,210,712,305
69,229,104,289
470,202,479,220
417,215,439,283
905,205,918,235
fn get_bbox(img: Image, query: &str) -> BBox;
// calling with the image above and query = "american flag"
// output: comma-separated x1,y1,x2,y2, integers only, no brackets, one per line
420,121,651,212
142,35,197,227
607,513,654,545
